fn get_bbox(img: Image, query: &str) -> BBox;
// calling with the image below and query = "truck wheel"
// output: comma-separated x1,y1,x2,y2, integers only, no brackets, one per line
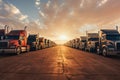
89,48,94,52
97,48,100,55
102,48,107,57
35,45,38,51
16,47,21,55
39,45,42,50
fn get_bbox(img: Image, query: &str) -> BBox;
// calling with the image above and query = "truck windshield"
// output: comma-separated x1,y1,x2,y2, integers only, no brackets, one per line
81,40,86,42
106,35,120,40
88,38,99,41
6,35,19,40
28,37,36,42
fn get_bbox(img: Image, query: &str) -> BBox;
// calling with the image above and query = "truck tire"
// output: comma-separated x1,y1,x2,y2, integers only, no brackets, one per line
89,48,94,52
97,48,101,55
39,45,42,50
35,45,39,51
16,47,21,55
90,48,94,53
102,48,108,57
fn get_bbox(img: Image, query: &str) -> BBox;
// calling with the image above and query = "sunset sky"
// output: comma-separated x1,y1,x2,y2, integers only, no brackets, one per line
0,0,120,44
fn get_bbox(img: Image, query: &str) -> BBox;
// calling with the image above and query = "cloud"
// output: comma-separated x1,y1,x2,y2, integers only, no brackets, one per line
35,1,40,6
46,0,51,8
0,0,28,26
39,10,45,17
0,0,120,43
80,0,84,8
35,0,40,8
34,0,120,41
0,0,41,34
98,0,108,7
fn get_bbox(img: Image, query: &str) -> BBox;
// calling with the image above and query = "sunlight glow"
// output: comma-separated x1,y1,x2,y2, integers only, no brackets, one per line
59,35,68,41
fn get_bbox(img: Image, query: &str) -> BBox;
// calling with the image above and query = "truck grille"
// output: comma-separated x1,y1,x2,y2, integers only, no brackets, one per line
117,43,120,51
0,42,8,48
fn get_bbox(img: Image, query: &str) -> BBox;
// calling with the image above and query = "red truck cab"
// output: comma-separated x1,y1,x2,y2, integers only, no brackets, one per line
0,30,30,55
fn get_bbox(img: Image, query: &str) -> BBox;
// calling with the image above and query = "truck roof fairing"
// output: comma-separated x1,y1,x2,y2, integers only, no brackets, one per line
101,29,119,35
7,30,27,36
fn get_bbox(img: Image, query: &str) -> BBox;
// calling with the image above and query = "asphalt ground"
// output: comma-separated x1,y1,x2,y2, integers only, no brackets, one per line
0,46,120,80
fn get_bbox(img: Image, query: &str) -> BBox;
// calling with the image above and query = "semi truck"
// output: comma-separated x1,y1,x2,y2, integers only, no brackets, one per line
64,40,72,47
97,29,120,56
85,33,99,52
75,38,80,49
27,34,40,51
0,27,30,55
79,36,87,50
49,40,56,47
71,39,76,48
39,37,45,49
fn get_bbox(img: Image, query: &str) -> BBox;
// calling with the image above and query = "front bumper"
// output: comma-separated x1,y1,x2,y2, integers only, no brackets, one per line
0,49,16,54
108,49,120,55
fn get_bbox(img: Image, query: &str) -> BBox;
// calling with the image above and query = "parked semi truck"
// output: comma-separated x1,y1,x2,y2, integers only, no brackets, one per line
75,38,80,49
79,36,87,50
0,27,30,55
49,40,56,47
39,37,45,49
85,33,99,52
44,38,48,48
72,39,76,48
64,40,72,47
97,29,120,56
27,34,40,51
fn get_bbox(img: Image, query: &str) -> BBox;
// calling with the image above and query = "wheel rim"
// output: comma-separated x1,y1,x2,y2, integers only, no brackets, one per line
97,48,100,54
103,49,107,56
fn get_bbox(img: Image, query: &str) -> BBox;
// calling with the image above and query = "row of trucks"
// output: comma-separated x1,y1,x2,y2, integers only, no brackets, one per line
0,25,56,55
65,28,120,56
27,34,56,50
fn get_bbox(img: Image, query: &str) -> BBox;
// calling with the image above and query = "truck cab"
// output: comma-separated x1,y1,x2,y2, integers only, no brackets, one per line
71,39,76,48
86,33,99,52
27,34,40,50
0,30,30,55
39,37,45,49
97,29,120,56
79,36,87,50
75,38,80,49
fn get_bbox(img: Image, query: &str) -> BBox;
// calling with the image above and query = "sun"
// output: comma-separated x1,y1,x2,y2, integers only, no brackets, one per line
59,35,67,41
